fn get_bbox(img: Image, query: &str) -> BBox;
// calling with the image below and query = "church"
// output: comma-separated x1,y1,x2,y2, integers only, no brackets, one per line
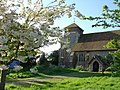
59,23,120,72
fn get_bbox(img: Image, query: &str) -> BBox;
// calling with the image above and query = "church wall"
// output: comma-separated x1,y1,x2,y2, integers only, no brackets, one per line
76,50,115,70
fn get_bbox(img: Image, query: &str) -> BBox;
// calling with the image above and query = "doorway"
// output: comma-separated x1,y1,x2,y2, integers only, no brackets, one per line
93,61,99,72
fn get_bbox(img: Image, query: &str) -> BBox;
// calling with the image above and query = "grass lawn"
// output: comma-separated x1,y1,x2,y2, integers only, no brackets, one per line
5,66,120,90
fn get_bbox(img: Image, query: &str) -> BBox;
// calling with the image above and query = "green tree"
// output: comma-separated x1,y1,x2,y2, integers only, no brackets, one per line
104,39,120,49
48,50,59,65
105,40,120,74
82,0,120,28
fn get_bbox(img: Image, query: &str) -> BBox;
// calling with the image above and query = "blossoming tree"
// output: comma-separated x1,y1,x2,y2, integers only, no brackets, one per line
0,0,82,89
0,0,81,63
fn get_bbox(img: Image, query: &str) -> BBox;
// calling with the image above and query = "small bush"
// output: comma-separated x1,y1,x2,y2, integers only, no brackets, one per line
75,65,87,71
6,84,17,90
33,65,72,75
7,71,39,79
7,73,18,79
112,70,120,77
106,66,116,70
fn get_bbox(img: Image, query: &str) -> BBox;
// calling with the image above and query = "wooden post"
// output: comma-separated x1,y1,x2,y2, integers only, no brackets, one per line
0,69,7,90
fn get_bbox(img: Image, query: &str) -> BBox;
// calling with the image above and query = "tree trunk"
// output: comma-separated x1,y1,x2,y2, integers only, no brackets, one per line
0,69,7,90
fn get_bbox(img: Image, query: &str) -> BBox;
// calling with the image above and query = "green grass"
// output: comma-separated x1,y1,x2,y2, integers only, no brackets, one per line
5,66,120,90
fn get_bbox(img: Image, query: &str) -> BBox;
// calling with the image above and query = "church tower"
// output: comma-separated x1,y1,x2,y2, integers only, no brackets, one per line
64,23,84,48
59,23,84,67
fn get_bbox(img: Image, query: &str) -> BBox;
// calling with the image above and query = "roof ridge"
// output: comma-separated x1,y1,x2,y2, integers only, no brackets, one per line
84,30,120,35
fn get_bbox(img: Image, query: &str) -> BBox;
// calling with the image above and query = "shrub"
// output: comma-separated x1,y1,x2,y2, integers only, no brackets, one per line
33,65,72,75
75,65,87,71
7,70,40,79
112,70,120,77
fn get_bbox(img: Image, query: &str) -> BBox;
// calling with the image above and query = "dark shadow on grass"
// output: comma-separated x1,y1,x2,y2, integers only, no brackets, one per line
7,79,54,89
37,66,113,78
59,71,111,78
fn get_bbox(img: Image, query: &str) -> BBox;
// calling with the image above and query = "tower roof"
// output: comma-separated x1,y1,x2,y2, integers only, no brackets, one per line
64,23,84,32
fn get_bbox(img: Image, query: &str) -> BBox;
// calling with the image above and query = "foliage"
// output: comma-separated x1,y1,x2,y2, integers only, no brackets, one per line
30,67,38,74
101,54,115,72
82,0,120,28
7,71,40,79
6,84,44,90
111,50,120,72
104,39,120,49
7,65,70,78
35,65,72,75
38,53,49,66
7,68,47,79
0,64,8,70
104,39,120,74
13,65,23,72
103,54,114,65
75,65,88,71
47,50,59,65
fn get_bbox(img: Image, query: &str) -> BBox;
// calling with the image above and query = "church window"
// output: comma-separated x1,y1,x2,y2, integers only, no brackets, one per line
78,53,85,66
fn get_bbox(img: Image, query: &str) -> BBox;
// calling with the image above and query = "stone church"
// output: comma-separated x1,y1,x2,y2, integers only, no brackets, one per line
59,23,120,72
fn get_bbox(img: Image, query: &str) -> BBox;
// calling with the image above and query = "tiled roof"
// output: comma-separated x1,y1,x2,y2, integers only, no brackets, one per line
72,30,120,52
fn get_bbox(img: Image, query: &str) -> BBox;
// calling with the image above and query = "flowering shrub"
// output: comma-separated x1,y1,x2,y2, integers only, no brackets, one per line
0,65,8,70
30,68,38,74
13,65,23,72
0,0,81,63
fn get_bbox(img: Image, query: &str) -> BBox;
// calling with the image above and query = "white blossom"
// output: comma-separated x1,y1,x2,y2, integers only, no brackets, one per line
66,11,72,18
74,10,82,18
59,0,65,5
69,4,75,11
13,65,23,72
30,68,38,74
29,31,38,38
0,65,8,70
0,0,80,64
61,44,69,49
0,45,8,50
0,36,7,44
66,48,71,53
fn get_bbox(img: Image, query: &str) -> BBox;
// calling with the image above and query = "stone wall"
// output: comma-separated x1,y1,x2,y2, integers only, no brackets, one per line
59,28,82,68
75,50,115,71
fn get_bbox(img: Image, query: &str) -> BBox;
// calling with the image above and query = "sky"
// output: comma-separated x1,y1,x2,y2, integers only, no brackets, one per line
52,0,120,33
41,0,120,53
